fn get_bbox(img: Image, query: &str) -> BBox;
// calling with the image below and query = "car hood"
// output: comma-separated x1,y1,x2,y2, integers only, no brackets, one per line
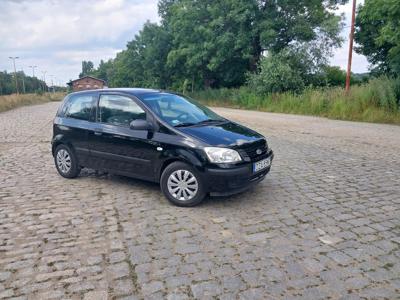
179,121,264,147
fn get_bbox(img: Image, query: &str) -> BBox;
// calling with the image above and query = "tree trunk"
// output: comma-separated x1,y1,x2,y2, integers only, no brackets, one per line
250,33,262,71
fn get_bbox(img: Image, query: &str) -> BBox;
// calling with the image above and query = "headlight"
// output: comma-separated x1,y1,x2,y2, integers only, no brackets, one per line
204,147,242,163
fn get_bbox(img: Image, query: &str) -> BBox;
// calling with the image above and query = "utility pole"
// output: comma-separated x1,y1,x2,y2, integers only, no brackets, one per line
29,66,37,91
50,75,55,94
29,65,37,77
42,70,47,92
21,69,26,94
345,0,357,92
9,56,19,94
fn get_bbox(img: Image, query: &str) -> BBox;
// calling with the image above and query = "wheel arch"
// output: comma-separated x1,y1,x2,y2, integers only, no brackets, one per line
52,136,76,157
157,149,205,182
158,158,186,182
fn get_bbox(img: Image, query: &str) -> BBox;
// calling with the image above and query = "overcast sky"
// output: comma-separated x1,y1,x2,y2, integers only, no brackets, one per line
0,0,369,86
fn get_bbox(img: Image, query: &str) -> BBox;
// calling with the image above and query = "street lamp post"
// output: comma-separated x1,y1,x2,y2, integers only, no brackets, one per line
21,69,26,94
29,65,37,78
42,71,47,92
50,75,55,94
9,56,19,94
29,66,38,91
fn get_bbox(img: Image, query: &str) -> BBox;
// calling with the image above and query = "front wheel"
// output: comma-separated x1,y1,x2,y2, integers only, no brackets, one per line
54,144,81,179
160,162,206,207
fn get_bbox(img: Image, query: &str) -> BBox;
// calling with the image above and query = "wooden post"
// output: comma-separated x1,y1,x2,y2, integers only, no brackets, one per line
345,0,357,92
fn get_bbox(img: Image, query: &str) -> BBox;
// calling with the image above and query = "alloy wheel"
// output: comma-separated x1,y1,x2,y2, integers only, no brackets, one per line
56,149,71,174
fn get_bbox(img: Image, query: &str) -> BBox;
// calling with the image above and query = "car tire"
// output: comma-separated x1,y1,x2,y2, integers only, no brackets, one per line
54,144,81,179
160,161,206,207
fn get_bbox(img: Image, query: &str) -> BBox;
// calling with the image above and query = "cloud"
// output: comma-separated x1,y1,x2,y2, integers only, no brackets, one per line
0,0,159,85
54,48,122,64
0,0,159,50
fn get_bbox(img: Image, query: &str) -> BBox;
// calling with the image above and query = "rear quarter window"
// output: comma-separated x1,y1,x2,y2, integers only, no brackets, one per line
56,96,70,117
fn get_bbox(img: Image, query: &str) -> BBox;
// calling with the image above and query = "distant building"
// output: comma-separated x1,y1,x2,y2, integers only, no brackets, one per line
67,76,106,91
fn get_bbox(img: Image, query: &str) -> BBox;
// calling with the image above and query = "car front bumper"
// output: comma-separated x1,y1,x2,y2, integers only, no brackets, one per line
204,150,274,197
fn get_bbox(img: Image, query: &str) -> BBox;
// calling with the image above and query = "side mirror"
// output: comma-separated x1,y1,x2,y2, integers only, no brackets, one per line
129,119,153,131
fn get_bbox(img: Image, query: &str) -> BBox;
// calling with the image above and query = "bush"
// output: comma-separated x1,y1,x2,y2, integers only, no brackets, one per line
35,89,44,96
247,51,305,94
392,77,400,106
323,66,347,87
363,76,398,111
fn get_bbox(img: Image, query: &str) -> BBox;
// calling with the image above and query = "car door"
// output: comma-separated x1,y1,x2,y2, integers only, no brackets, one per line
55,93,97,166
88,93,160,180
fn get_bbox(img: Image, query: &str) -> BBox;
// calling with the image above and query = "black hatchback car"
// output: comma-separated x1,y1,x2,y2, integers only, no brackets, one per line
52,88,273,206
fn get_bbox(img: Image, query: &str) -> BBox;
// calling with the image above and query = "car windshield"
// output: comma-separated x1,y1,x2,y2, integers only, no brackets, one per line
139,93,225,127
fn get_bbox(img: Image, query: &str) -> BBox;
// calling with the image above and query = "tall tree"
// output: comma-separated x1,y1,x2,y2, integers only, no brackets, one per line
256,0,346,53
87,59,114,85
88,0,347,90
162,0,345,88
164,0,257,88
79,61,94,78
110,22,172,88
355,0,400,74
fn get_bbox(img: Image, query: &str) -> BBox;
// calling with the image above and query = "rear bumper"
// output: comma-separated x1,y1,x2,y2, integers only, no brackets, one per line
204,150,274,196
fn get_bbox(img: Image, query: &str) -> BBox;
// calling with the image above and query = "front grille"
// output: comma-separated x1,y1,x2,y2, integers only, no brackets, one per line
236,139,268,161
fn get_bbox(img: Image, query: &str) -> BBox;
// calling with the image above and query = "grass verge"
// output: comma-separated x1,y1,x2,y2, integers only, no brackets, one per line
0,92,65,113
189,77,400,125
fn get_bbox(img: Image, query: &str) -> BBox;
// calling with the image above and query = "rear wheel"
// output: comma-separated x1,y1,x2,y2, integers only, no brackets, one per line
54,144,80,178
160,162,206,207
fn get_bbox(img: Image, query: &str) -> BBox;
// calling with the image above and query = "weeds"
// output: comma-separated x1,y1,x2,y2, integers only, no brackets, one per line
0,92,65,113
189,77,400,124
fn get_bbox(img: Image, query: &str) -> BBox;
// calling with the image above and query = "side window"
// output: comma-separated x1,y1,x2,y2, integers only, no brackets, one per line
65,95,94,121
98,94,146,126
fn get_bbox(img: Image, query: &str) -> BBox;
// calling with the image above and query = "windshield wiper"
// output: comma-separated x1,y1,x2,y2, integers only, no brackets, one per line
174,119,226,128
196,119,226,124
174,122,197,127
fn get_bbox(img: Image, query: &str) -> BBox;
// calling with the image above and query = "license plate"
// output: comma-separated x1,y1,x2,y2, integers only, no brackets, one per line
253,158,271,173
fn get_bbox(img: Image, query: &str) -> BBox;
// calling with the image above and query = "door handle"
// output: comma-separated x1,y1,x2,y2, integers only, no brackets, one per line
93,128,103,136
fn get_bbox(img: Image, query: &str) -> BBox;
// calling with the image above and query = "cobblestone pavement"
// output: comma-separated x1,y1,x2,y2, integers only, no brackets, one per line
0,102,399,300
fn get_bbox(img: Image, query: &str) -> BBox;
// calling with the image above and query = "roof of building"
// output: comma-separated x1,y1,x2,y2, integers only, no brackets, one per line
67,75,107,85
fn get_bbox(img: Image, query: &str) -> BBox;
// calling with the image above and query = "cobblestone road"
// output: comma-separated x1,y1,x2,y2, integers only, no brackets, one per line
0,102,399,300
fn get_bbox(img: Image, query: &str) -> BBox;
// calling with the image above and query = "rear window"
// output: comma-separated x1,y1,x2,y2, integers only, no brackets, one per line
64,95,94,121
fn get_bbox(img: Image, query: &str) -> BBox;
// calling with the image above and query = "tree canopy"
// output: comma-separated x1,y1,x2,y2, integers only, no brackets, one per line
79,61,94,78
85,0,348,91
355,0,400,75
0,71,47,95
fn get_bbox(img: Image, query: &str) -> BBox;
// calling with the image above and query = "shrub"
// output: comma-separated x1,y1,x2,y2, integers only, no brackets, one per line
323,66,347,87
247,51,305,94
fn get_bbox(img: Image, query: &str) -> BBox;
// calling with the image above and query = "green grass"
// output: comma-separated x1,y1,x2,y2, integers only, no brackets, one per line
0,92,65,113
189,77,400,124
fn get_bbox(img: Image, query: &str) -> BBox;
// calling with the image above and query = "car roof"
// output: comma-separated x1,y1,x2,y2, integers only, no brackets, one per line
68,88,165,97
